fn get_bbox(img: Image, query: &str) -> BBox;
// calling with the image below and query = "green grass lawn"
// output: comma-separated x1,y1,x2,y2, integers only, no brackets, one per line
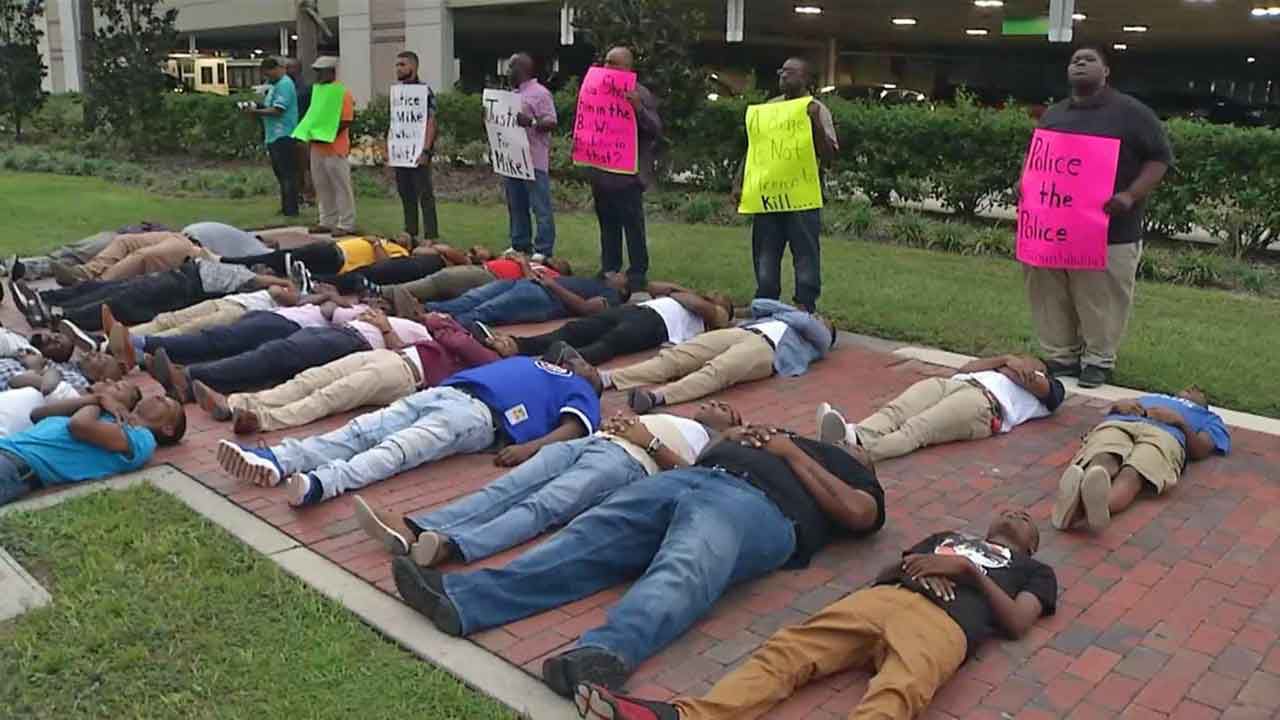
3,170,1278,417
0,485,512,720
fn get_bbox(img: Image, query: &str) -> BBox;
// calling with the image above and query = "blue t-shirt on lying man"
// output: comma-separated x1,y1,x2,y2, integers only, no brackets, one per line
1108,395,1231,454
443,357,600,444
0,415,156,486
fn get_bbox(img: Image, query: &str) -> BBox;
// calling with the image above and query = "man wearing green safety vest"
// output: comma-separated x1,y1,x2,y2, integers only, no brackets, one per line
292,56,357,234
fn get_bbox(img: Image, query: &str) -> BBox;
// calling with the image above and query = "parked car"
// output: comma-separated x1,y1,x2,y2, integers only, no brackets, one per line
1134,92,1268,127
834,84,929,105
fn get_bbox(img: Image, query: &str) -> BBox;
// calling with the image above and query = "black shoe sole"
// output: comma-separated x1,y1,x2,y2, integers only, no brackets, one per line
542,650,629,698
391,557,463,636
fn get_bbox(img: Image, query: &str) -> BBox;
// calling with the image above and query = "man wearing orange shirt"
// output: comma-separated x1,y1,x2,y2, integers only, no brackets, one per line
307,56,357,234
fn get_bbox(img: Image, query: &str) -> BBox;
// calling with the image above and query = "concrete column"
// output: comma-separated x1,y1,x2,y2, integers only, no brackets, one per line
338,0,374,105
825,37,837,87
37,11,53,92
188,33,197,53
56,0,80,92
404,0,455,92
279,26,290,56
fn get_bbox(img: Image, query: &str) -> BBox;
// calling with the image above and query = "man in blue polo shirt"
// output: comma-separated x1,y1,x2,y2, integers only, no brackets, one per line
242,56,300,217
215,356,602,507
1052,385,1230,531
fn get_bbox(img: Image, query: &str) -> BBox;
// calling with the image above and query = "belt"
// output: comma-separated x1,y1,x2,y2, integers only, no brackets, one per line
962,378,1004,433
398,349,424,386
744,326,777,351
0,448,39,490
336,324,371,349
450,385,500,433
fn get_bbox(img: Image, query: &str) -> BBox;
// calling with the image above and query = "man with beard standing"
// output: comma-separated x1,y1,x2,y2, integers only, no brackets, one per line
392,51,440,245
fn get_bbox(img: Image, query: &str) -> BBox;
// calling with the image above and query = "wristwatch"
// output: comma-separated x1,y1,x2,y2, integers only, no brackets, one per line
645,436,664,455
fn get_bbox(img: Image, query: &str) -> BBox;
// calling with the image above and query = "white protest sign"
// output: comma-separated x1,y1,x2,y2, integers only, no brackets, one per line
387,84,432,168
483,88,536,180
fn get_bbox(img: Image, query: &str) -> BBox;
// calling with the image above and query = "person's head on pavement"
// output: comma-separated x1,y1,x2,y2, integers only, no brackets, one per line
90,379,143,410
395,50,419,82
602,46,635,72
467,246,494,264
600,271,631,303
30,332,73,363
987,507,1040,555
545,256,572,275
261,56,286,83
693,399,742,432
507,52,534,87
312,55,338,83
135,394,187,446
79,351,128,382
1067,46,1109,96
1177,385,1209,408
777,57,814,99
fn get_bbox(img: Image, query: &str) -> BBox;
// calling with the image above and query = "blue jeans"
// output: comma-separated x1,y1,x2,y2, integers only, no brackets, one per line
504,170,556,256
187,326,368,395
752,209,823,311
407,437,646,563
425,279,563,327
0,452,37,507
272,387,496,502
441,467,797,668
144,311,300,365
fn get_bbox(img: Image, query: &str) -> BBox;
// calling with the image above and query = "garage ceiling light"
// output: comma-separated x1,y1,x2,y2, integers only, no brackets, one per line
794,5,822,14
1112,43,1128,50
891,17,918,25
1123,25,1150,32
974,1,1004,7
965,28,990,35
1072,13,1087,21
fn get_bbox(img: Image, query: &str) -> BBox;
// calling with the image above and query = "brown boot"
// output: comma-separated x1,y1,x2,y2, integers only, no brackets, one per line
192,380,231,421
232,407,261,435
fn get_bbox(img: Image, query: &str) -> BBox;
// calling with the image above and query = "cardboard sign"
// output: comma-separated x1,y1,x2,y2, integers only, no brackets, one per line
738,97,823,214
1016,128,1121,270
571,66,639,175
387,84,432,168
292,83,347,143
483,89,536,180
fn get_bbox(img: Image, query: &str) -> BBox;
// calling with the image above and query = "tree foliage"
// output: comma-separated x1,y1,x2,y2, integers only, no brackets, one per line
0,0,47,140
570,0,708,133
85,0,177,146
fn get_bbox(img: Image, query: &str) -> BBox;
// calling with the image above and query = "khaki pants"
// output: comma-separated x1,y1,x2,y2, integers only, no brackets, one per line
1071,419,1186,493
311,152,356,233
1024,242,1142,369
610,328,775,405
859,378,995,462
227,349,417,431
382,265,495,302
676,586,967,720
84,232,199,281
131,299,249,337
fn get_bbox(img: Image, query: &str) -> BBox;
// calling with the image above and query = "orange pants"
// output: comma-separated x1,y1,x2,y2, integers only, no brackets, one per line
675,586,967,720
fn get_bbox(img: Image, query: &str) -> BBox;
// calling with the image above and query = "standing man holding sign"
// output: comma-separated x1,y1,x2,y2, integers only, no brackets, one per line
293,56,357,235
503,53,558,261
390,51,439,245
577,47,662,292
737,58,838,313
242,57,300,218
1024,47,1172,388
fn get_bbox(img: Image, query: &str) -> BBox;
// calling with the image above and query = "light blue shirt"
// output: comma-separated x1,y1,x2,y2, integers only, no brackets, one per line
0,415,156,486
263,75,299,145
1110,395,1231,454
745,299,833,377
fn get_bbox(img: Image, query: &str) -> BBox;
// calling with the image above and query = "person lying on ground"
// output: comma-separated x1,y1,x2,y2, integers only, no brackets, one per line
574,508,1055,720
307,238,487,295
354,398,740,568
220,234,410,280
391,423,885,698
104,291,360,369
380,249,573,305
124,284,304,337
214,355,602,507
0,330,126,393
1052,385,1229,531
181,221,273,257
6,231,118,281
0,386,185,507
191,312,500,434
603,298,834,413
147,307,433,403
0,379,139,436
425,259,630,328
816,354,1068,463
11,259,292,331
48,231,207,287
486,283,733,365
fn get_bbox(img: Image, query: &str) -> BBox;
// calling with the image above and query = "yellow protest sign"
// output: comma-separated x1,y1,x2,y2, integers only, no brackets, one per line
739,96,823,214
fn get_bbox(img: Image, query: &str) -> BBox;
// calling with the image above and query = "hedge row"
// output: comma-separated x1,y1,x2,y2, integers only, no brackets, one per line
24,86,1280,253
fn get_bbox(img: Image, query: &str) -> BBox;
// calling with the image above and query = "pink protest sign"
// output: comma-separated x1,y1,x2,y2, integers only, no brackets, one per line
1016,128,1121,270
572,66,639,175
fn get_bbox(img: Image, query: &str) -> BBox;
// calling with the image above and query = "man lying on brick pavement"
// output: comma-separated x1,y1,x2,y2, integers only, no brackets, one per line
0,382,185,506
391,423,885,698
353,398,740,568
424,260,630,329
1052,385,1230,531
576,508,1056,720
817,353,1067,462
120,284,305,338
379,249,572,306
601,298,834,413
192,313,499,434
215,355,601,507
484,281,733,366
0,328,128,393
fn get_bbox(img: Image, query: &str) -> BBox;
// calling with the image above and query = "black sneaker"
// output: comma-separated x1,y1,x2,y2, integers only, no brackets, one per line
541,646,629,698
543,340,584,368
390,557,462,636
470,321,495,343
628,388,660,414
1078,365,1112,389
56,317,98,353
1047,360,1080,377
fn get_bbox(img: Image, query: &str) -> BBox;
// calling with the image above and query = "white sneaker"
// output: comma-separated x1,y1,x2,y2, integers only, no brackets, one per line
1051,465,1084,530
215,440,281,488
530,252,547,263
284,472,313,507
817,403,857,447
1080,466,1113,530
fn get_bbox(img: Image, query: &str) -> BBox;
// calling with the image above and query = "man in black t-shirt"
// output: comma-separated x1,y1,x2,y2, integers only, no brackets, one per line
575,508,1056,720
392,425,885,698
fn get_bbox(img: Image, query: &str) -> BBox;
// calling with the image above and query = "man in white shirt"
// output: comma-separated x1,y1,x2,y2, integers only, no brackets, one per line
818,354,1067,462
352,399,741,568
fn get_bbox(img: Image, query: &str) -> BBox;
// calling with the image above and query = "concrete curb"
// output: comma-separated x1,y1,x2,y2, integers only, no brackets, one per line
0,465,567,720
